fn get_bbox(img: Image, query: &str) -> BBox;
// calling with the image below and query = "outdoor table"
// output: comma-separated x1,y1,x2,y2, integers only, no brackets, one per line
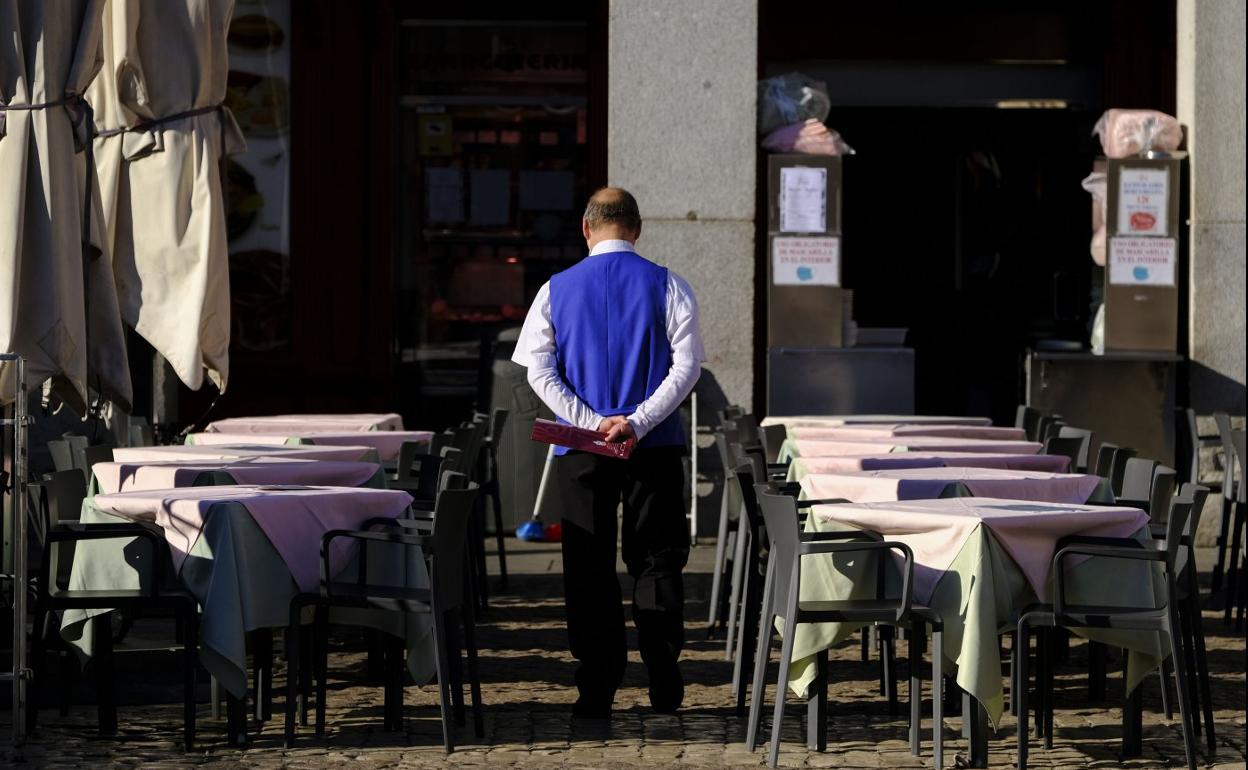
779,435,1043,462
204,413,405,433
786,452,1071,482
761,414,994,428
186,430,434,462
786,498,1162,758
60,485,433,699
89,457,385,496
112,443,380,464
799,466,1113,505
788,424,1026,441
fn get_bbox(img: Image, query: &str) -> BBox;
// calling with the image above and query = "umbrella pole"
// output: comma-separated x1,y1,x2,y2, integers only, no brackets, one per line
2,355,30,749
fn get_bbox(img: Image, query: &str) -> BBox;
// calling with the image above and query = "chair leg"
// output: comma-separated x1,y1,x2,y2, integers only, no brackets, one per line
431,608,456,753
446,609,466,728
908,620,924,756
734,550,762,717
1210,495,1232,593
767,585,800,769
383,633,404,732
1166,604,1199,770
182,606,198,752
725,516,749,659
1042,630,1054,750
285,609,302,747
211,676,220,720
300,628,313,726
253,627,273,722
25,608,49,734
1187,593,1217,754
92,613,118,736
462,602,485,739
226,691,249,747
1158,645,1174,719
806,647,827,752
1224,501,1244,624
1016,619,1031,770
707,492,731,631
314,605,328,737
1088,641,1107,701
932,628,944,770
472,509,490,611
880,626,898,715
488,464,509,591
1178,602,1202,742
860,628,870,661
746,555,777,753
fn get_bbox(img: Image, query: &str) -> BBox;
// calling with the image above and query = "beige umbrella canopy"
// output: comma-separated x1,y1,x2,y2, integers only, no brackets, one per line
0,0,133,413
89,0,245,394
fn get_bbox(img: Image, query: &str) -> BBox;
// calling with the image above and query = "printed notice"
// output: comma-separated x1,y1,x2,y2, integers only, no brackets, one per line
1109,237,1176,286
779,166,827,233
425,167,464,223
773,236,840,286
1117,168,1169,237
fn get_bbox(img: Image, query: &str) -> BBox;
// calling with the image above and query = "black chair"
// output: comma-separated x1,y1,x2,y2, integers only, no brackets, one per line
1117,458,1159,510
1016,497,1199,770
26,474,199,750
745,488,943,769
1043,436,1085,473
46,438,74,473
480,408,510,591
759,424,788,465
1055,427,1094,472
82,445,114,480
1108,446,1138,497
285,482,482,751
1222,430,1247,628
1092,442,1119,478
1015,405,1041,442
1210,412,1238,593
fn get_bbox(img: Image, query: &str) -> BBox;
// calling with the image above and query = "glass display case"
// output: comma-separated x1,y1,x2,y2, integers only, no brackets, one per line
395,19,592,427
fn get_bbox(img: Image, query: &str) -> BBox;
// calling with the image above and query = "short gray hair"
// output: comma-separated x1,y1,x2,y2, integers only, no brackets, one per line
584,187,641,232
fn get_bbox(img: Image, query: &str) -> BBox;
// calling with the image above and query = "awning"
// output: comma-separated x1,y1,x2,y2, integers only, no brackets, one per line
0,0,133,412
88,0,246,394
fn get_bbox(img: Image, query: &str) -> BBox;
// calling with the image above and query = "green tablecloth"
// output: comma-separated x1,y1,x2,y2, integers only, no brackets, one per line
60,499,433,698
782,515,1164,730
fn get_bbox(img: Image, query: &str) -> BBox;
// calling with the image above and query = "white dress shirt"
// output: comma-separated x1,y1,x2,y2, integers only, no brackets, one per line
512,239,707,441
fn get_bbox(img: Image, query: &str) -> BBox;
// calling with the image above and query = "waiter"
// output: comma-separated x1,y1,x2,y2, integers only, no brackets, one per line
512,187,705,719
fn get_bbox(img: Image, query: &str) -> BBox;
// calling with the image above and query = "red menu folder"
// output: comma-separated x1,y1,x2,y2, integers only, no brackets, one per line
530,418,636,460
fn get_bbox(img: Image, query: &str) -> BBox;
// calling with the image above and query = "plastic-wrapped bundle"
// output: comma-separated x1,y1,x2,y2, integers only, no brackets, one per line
1081,172,1107,266
761,118,856,156
1093,109,1183,158
758,72,831,136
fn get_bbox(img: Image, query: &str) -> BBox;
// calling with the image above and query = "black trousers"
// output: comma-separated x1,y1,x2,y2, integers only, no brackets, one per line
554,445,689,707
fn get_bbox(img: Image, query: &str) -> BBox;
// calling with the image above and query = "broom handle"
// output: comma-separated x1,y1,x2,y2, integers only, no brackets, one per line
531,443,557,521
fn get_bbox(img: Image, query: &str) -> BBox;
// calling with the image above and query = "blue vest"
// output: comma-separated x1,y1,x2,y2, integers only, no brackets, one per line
548,250,686,455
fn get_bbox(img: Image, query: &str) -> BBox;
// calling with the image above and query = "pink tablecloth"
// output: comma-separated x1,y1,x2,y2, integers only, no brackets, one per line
93,457,381,495
811,497,1149,603
797,452,1071,474
93,485,412,592
762,415,994,428
113,444,376,464
205,413,404,433
189,430,433,461
791,424,1026,441
792,435,1043,457
800,467,1103,505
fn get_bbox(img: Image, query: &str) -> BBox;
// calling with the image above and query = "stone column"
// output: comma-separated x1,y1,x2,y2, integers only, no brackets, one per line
607,0,758,411
1177,0,1246,414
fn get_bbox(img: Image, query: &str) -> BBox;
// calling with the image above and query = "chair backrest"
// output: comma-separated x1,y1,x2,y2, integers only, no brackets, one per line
755,487,803,611
1213,412,1236,500
1159,499,1194,578
429,481,480,611
1109,446,1137,496
1035,415,1059,443
47,439,74,473
1149,466,1177,523
759,424,787,464
719,405,745,422
1174,408,1201,486
729,461,764,539
489,408,509,448
1172,483,1210,580
1042,420,1066,442
82,445,114,478
1231,429,1247,504
395,440,423,482
1119,457,1158,503
39,470,87,525
1043,436,1084,472
1056,426,1094,472
1093,442,1119,478
1015,405,1040,441
713,432,734,473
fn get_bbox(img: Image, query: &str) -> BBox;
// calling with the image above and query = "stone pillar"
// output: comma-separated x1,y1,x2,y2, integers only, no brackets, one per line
1177,0,1246,414
607,0,758,411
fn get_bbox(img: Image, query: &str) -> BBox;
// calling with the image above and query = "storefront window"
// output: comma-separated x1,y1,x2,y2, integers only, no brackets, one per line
395,19,591,425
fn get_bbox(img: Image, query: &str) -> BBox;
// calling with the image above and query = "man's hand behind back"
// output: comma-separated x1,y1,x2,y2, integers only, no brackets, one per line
597,415,636,444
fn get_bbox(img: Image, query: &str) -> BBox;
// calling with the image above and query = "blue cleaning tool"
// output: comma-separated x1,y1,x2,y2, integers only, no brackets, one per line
516,444,556,541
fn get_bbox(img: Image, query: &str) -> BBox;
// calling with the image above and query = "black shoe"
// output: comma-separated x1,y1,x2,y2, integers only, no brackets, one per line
643,642,683,714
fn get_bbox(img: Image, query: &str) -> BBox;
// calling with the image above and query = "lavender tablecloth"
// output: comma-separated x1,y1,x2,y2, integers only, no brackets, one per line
787,452,1071,481
113,443,379,464
187,430,433,462
790,424,1026,441
799,466,1108,505
205,413,404,433
761,415,994,428
91,457,384,496
783,435,1043,460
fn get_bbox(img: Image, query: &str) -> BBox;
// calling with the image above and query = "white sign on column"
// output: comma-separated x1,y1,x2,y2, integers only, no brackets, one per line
773,236,840,286
1117,167,1169,237
1109,237,1177,286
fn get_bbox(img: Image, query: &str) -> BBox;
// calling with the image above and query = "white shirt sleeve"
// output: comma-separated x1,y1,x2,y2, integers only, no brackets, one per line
511,282,606,431
626,271,706,440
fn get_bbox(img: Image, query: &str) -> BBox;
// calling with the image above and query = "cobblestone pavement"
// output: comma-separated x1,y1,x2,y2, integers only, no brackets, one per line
3,542,1245,769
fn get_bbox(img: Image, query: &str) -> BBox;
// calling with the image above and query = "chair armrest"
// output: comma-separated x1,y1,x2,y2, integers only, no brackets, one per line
46,523,165,597
801,529,876,542
1115,497,1149,510
320,528,431,591
797,539,913,619
772,482,803,497
1053,542,1166,616
796,498,850,508
1055,534,1142,551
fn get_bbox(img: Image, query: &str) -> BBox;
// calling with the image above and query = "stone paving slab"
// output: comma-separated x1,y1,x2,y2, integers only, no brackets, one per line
2,542,1245,768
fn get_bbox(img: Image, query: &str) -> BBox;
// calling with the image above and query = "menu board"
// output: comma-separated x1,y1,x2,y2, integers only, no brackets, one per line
1116,167,1169,237
1109,237,1177,286
779,166,827,233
